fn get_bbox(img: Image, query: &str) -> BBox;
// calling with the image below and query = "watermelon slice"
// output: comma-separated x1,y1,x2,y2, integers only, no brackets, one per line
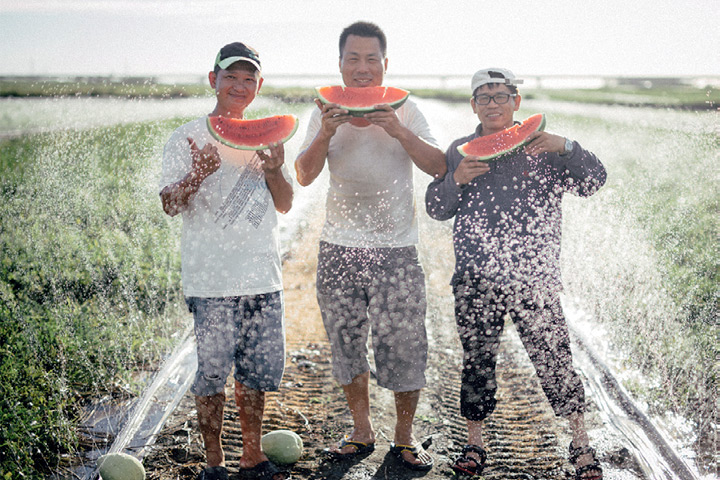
457,113,546,161
315,85,410,117
206,114,299,150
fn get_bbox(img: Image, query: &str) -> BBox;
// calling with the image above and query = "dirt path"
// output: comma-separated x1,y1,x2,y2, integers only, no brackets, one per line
143,202,623,479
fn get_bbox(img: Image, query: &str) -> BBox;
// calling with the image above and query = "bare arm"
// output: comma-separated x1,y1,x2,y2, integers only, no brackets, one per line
258,142,293,213
160,138,220,217
364,104,447,178
295,99,353,186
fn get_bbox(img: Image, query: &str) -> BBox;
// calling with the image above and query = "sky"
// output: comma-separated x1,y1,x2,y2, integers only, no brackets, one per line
1,0,718,81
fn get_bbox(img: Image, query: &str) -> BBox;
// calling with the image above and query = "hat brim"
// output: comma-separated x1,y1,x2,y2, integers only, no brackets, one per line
216,56,261,72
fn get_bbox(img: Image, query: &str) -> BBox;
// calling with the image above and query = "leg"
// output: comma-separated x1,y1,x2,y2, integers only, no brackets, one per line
392,389,433,468
196,393,226,467
316,243,376,453
235,382,268,468
188,297,238,470
393,389,419,446
370,247,431,469
568,411,603,479
234,293,290,479
467,419,485,449
454,283,505,422
451,419,487,476
513,293,585,417
328,371,376,454
512,294,600,479
449,283,502,476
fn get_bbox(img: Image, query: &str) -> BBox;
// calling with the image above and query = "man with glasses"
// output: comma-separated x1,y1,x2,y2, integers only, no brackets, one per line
425,68,606,480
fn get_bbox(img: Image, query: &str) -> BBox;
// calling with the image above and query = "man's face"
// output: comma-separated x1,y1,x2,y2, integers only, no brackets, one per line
471,84,521,134
339,34,388,88
209,63,263,115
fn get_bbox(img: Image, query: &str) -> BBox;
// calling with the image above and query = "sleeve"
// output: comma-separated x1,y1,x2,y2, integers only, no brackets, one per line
298,108,322,154
425,141,465,221
398,99,439,147
553,141,607,197
159,127,192,193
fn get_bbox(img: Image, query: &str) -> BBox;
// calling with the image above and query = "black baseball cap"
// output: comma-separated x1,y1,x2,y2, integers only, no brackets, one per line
214,42,261,72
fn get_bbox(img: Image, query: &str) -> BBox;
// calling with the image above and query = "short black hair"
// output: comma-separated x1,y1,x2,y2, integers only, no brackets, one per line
484,71,519,95
339,21,387,58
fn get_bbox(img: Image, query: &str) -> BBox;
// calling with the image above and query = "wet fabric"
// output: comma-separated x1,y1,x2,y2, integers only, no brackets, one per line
187,292,285,395
300,99,438,248
316,241,428,391
425,123,606,290
453,281,585,421
161,117,292,297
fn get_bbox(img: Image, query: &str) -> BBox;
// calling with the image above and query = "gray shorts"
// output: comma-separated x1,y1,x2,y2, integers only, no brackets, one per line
316,241,428,391
186,292,285,396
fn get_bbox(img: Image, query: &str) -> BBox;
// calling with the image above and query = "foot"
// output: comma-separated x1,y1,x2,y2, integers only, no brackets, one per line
569,441,603,480
452,444,487,477
197,465,228,480
326,433,375,456
237,460,290,480
390,442,434,471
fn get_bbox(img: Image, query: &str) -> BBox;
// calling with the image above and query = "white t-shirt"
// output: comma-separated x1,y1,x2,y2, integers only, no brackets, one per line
300,98,437,248
160,116,292,297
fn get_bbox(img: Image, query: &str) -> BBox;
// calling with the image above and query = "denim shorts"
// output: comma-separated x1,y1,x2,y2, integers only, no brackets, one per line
186,291,285,396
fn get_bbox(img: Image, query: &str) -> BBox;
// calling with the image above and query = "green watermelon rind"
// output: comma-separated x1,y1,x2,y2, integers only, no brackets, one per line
457,114,547,161
315,86,410,117
206,115,299,151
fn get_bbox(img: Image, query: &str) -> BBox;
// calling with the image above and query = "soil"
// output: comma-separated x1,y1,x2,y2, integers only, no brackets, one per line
142,204,634,480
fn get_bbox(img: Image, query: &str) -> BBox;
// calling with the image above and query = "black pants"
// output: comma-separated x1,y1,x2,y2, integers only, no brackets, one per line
453,281,585,421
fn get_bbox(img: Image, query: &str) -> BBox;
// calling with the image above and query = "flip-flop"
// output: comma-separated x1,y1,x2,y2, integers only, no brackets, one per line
389,442,434,471
196,466,229,480
237,460,290,480
451,444,487,477
323,436,375,460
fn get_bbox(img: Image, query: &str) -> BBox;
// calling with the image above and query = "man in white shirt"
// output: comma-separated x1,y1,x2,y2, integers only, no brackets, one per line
295,21,446,472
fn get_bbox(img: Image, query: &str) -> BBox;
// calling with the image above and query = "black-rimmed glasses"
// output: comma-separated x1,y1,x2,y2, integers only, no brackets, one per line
473,93,517,105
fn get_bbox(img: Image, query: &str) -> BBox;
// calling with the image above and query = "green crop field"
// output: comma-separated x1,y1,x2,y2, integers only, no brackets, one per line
0,119,190,476
0,89,716,477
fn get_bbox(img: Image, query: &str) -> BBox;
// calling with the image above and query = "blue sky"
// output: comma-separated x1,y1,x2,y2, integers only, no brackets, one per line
1,0,718,78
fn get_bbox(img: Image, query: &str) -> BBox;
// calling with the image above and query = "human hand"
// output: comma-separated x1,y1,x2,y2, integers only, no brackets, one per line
524,131,566,156
363,104,404,138
188,137,221,180
453,156,490,186
315,98,351,138
258,142,285,174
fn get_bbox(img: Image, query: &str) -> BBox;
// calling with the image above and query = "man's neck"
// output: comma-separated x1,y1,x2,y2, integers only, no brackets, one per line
210,106,245,119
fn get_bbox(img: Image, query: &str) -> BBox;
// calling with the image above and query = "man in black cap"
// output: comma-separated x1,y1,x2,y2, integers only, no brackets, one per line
160,42,293,480
426,68,605,479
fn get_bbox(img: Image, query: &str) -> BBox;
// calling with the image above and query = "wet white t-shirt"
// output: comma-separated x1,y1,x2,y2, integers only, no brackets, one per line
300,99,437,248
160,116,292,297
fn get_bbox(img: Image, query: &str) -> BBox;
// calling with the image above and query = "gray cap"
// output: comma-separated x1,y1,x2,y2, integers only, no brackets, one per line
471,68,523,94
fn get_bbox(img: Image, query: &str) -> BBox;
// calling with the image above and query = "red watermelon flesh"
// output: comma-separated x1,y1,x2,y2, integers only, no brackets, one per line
207,115,299,150
315,86,410,116
457,113,546,161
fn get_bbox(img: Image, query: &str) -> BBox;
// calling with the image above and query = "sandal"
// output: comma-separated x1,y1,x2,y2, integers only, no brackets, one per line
323,436,375,460
389,442,434,471
569,441,603,480
237,460,290,480
196,466,229,480
451,444,487,477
